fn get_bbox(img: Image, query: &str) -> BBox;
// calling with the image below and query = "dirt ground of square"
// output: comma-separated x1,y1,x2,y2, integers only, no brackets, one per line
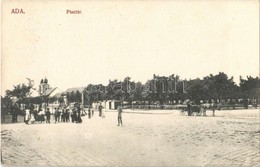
1,109,259,167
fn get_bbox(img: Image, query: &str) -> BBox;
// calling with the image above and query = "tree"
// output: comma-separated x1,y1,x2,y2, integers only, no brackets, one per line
213,72,230,101
186,78,208,104
240,76,260,108
205,72,238,102
75,90,82,103
5,83,33,99
67,91,82,103
84,84,105,106
4,83,34,121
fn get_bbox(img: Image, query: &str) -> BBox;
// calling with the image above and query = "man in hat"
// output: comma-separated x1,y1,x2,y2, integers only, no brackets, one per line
117,106,123,126
45,108,51,123
186,100,192,116
54,108,59,123
98,103,103,117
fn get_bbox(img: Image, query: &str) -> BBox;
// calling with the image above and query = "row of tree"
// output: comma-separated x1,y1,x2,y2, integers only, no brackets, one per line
72,72,258,106
3,72,259,107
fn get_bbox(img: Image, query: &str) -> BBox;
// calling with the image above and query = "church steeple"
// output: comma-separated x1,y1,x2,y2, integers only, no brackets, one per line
44,77,48,84
39,77,50,96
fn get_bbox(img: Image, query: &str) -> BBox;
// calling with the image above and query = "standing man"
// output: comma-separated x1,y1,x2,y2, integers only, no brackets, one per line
58,108,62,122
187,101,191,116
54,108,58,123
61,108,66,122
65,108,70,122
71,108,75,123
88,107,91,119
202,103,207,116
117,106,123,126
45,108,51,123
10,102,19,123
98,103,103,117
77,106,82,123
212,102,217,116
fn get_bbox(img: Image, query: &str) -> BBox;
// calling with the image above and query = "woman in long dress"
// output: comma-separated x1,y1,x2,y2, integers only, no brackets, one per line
30,111,35,124
25,108,30,124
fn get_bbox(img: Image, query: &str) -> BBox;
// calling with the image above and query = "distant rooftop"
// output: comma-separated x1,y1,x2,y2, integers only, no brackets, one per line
65,87,85,93
53,92,62,98
52,87,85,98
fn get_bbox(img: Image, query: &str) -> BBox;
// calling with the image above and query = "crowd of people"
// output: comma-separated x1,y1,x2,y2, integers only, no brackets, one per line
52,107,83,123
23,103,116,124
6,102,124,126
24,105,92,124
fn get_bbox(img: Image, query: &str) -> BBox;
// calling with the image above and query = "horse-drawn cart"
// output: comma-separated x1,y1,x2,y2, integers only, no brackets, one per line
177,104,202,116
178,102,216,116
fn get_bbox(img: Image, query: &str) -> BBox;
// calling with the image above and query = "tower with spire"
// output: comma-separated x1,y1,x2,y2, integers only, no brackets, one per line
39,77,50,96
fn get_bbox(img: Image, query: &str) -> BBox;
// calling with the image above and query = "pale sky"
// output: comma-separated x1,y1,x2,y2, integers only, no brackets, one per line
1,0,259,96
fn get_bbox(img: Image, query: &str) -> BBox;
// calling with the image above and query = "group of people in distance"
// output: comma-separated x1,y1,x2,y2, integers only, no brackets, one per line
25,106,46,124
53,106,82,123
98,104,123,126
24,103,124,126
24,104,85,124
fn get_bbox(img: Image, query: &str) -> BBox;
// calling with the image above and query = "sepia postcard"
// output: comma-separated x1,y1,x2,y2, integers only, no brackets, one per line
1,0,259,167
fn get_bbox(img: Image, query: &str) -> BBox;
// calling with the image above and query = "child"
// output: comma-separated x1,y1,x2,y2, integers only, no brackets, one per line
30,112,35,124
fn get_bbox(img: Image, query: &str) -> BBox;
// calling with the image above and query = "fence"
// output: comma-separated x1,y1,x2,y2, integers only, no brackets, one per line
122,104,258,110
